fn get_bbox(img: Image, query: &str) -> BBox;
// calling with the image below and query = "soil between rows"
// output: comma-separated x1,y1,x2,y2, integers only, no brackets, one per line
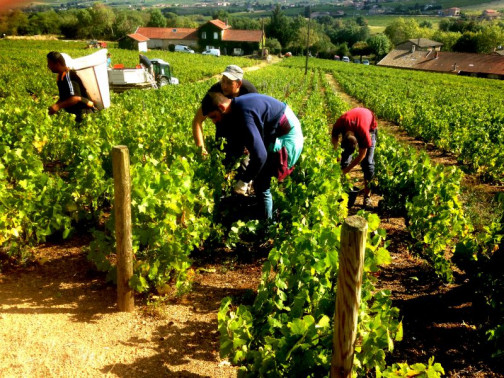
0,233,266,377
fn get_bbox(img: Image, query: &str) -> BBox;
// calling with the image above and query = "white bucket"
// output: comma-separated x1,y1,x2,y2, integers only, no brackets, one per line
64,49,110,110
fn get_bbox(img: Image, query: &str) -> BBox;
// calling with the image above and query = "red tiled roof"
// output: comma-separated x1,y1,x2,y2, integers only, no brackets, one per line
136,27,198,40
223,29,263,43
208,19,229,30
378,49,504,76
127,33,149,42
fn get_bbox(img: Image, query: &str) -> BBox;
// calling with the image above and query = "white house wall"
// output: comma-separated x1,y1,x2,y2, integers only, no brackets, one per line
146,38,198,50
138,42,148,52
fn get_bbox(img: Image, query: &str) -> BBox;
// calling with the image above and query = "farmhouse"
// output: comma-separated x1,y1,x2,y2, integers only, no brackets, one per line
135,27,198,50
118,33,150,52
442,7,461,17
378,48,504,79
481,9,501,21
134,19,264,56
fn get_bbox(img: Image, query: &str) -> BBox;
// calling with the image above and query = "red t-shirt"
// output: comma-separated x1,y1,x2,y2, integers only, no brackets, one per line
332,108,377,148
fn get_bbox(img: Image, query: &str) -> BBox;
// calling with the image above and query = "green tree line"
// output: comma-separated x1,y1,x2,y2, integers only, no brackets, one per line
1,3,503,58
384,17,504,54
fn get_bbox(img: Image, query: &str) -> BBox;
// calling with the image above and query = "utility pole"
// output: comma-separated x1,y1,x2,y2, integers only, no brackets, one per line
305,5,311,75
261,18,266,58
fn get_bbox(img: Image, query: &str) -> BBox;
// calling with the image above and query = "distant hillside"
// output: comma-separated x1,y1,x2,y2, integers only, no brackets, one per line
26,0,504,8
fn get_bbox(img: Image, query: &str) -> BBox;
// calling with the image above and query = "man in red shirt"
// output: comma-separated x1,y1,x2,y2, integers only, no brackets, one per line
331,107,378,207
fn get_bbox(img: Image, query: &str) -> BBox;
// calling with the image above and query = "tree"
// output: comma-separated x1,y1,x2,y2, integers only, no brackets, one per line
419,20,433,29
304,6,310,18
318,15,333,26
113,9,145,38
76,8,94,39
335,42,350,58
312,35,336,58
229,17,261,30
173,16,198,28
212,10,229,21
452,32,479,53
327,19,370,47
59,11,80,39
3,9,30,35
367,33,391,60
266,5,291,48
89,3,115,39
351,41,372,59
476,25,504,53
164,12,178,27
355,16,367,26
265,37,282,53
289,26,320,55
28,10,61,35
432,30,462,51
147,9,166,28
439,18,483,34
384,17,425,45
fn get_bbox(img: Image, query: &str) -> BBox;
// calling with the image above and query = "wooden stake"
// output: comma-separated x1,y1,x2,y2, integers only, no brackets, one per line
112,145,134,312
331,215,367,378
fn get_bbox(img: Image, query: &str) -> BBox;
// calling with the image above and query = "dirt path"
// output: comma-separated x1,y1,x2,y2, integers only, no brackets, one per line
326,73,504,376
0,235,265,377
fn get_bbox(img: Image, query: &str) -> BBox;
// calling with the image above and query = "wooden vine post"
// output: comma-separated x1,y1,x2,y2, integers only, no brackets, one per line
331,215,368,378
112,145,134,312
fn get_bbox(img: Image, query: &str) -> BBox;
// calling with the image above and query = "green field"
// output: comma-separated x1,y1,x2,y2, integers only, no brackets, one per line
371,0,498,8
366,15,443,34
462,0,504,12
34,0,499,6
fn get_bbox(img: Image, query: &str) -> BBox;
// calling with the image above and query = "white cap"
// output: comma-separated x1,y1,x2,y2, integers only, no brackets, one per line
222,65,244,81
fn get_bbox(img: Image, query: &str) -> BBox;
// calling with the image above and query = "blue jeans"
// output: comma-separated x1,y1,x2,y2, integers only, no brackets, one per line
253,158,275,220
341,129,377,181
254,106,304,219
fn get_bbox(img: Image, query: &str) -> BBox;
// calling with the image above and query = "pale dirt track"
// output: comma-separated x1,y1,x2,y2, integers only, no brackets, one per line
0,233,264,377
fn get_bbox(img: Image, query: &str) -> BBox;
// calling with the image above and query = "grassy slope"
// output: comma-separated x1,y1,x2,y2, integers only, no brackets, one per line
28,0,504,37
35,0,502,6
462,0,504,11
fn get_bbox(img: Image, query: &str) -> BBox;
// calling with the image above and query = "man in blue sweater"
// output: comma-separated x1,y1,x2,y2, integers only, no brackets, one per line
201,92,304,219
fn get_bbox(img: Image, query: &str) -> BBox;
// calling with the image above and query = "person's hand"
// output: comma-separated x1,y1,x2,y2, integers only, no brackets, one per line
233,180,249,196
48,103,59,115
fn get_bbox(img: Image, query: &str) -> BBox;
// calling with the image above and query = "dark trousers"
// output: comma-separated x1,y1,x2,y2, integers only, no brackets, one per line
341,128,377,181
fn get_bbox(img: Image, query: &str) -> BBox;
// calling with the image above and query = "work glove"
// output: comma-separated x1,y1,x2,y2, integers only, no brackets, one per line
233,180,249,196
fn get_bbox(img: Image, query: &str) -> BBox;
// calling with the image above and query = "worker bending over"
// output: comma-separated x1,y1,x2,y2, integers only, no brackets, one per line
192,65,257,162
47,51,95,123
201,92,304,220
331,107,378,207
